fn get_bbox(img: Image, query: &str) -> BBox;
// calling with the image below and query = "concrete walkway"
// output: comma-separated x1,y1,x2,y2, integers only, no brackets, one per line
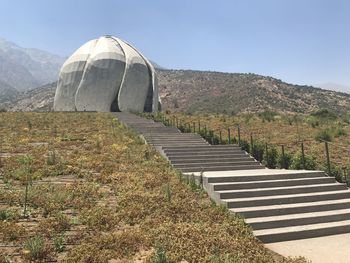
267,233,350,263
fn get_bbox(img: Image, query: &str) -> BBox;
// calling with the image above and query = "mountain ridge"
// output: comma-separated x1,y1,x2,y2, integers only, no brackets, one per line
0,38,65,91
2,69,350,115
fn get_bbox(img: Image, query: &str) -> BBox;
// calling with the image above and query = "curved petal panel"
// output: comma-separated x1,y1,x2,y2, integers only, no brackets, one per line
75,37,126,112
117,39,150,112
54,40,97,111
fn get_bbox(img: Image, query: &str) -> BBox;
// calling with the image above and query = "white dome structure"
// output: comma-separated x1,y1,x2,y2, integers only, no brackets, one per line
53,36,160,112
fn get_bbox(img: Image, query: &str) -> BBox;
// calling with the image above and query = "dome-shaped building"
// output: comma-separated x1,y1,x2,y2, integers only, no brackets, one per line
53,36,160,112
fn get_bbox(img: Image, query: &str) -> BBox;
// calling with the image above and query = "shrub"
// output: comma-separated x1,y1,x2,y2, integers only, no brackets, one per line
315,129,332,142
239,140,250,152
290,154,317,170
0,210,13,221
311,108,337,119
333,127,347,138
277,152,293,169
150,246,170,263
259,111,277,122
252,143,264,162
53,233,65,252
23,236,46,260
264,146,278,168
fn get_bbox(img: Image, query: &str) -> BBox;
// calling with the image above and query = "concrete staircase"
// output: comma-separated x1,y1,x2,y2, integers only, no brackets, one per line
114,112,350,244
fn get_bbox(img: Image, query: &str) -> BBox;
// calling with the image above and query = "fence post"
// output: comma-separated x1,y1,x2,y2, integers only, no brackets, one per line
219,130,222,144
281,145,286,169
325,141,331,175
210,131,214,145
301,142,305,169
237,125,241,146
228,128,231,144
198,120,201,132
342,167,347,183
193,122,196,132
204,125,207,137
265,143,268,165
176,117,179,127
250,133,254,153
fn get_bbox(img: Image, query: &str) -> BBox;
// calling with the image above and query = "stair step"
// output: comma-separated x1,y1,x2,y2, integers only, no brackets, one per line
232,198,350,218
162,145,241,150
218,183,347,199
168,153,249,160
170,157,253,164
225,190,350,208
180,164,265,173
163,151,242,154
206,171,325,183
211,177,335,190
254,219,350,243
166,151,247,157
247,208,350,230
173,160,259,169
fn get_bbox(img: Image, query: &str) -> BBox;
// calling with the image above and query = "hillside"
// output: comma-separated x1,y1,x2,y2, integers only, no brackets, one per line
0,38,65,91
0,112,306,262
2,69,350,114
158,70,350,114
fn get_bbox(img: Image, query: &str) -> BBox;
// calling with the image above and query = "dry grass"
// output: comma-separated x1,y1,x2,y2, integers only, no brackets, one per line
0,112,307,262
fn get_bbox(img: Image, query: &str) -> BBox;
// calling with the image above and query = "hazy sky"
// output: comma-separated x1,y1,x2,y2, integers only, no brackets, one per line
1,0,349,88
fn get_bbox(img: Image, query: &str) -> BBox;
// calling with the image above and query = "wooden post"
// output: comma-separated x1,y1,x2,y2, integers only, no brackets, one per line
193,122,196,132
301,142,305,169
325,141,331,175
281,145,286,169
237,125,241,146
219,130,222,144
228,128,231,144
250,133,254,153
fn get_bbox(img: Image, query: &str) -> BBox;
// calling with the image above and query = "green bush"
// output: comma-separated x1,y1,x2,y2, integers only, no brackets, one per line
311,108,337,119
258,111,277,122
277,152,293,169
150,246,170,263
252,143,264,162
264,146,278,168
333,127,347,138
24,236,46,260
239,140,250,153
290,154,317,170
315,129,332,142
53,233,65,252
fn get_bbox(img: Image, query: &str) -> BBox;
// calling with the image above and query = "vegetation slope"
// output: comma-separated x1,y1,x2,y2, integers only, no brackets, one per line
0,112,306,262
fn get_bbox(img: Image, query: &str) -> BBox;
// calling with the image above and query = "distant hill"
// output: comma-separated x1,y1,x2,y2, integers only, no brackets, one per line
0,38,65,91
158,70,350,114
2,69,350,114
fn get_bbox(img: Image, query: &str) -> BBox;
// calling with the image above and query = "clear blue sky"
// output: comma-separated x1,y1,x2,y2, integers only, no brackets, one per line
1,0,349,88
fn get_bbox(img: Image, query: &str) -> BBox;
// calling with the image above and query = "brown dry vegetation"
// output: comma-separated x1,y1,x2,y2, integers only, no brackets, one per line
0,112,307,262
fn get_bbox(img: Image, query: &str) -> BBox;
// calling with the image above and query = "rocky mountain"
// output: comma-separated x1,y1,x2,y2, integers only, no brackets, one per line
2,69,350,115
157,70,350,114
0,38,65,91
0,80,18,104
